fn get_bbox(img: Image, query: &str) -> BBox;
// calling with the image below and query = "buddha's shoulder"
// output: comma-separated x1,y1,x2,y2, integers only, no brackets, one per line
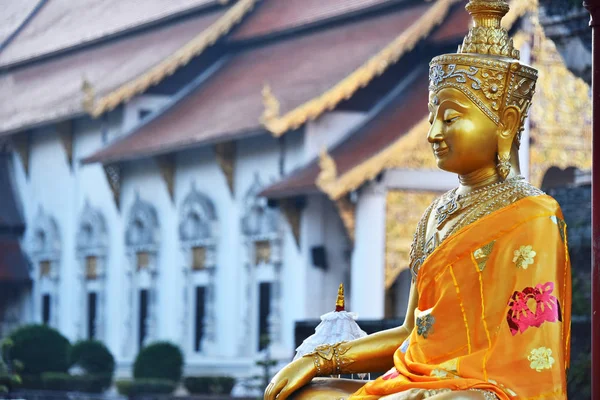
512,179,545,198
512,181,563,216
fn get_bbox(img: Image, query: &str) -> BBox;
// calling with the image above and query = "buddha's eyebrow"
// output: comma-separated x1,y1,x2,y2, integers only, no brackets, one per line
439,98,469,110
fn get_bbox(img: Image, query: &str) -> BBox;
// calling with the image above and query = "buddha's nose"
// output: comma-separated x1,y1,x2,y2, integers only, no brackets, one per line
427,120,443,143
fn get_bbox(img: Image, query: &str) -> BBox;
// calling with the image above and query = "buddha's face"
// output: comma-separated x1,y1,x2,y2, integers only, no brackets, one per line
427,87,499,175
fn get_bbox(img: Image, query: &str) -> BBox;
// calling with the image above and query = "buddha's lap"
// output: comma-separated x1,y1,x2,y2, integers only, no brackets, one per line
289,378,367,400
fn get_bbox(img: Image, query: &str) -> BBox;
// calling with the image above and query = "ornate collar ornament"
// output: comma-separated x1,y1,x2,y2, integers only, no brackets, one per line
410,176,541,279
428,0,538,145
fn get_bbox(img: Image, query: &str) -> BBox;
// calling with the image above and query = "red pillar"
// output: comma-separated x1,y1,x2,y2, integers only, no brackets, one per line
584,1,600,398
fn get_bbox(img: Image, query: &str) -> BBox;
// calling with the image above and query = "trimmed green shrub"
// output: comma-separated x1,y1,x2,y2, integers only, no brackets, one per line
0,374,21,393
69,340,114,391
131,379,177,395
69,340,115,376
133,342,183,382
0,337,21,393
70,375,109,393
41,372,70,391
19,374,44,390
184,376,236,394
116,378,176,396
9,325,71,375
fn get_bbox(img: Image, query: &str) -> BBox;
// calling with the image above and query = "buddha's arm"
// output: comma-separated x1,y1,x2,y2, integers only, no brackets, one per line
336,281,419,374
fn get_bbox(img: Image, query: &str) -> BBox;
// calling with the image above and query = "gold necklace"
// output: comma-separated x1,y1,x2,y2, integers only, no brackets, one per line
410,176,537,279
434,178,506,229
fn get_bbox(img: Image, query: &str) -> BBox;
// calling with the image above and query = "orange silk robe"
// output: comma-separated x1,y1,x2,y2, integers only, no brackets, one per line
350,195,571,400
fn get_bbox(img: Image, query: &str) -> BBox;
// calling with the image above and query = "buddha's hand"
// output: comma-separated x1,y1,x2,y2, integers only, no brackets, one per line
264,356,316,400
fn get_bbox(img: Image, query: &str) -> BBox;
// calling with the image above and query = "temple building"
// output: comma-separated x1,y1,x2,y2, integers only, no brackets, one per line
0,0,590,381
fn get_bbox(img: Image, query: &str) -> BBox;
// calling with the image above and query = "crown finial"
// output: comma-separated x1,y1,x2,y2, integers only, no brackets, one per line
459,0,519,59
335,283,345,311
466,0,509,28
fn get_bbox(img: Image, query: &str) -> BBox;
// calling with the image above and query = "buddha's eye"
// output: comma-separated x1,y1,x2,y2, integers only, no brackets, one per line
444,116,459,125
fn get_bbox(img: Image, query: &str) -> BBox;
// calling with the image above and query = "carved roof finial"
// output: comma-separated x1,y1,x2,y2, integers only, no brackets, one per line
81,78,96,113
260,83,281,124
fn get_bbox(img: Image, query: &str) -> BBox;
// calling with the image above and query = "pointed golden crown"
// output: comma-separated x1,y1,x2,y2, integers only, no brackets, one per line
429,0,537,139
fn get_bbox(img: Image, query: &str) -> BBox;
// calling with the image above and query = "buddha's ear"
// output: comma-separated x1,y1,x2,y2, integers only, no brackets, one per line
497,106,521,156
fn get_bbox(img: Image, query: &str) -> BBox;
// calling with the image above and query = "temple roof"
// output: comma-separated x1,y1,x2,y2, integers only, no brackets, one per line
0,7,231,135
261,0,538,200
231,0,402,41
0,0,39,49
261,69,430,200
261,3,471,200
83,0,446,164
0,0,220,68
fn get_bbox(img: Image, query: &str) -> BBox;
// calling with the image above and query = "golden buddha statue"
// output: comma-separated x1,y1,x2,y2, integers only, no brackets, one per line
265,1,571,399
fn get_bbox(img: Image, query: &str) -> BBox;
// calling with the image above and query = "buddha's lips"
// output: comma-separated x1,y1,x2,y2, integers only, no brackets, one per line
433,146,449,156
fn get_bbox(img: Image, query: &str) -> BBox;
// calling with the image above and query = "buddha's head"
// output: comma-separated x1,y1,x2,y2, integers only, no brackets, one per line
427,0,537,179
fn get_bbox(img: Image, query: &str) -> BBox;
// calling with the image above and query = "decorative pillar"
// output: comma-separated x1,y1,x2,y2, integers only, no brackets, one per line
122,268,134,358
145,266,159,346
27,207,61,329
178,182,219,356
202,267,217,353
75,201,108,341
584,2,600,398
239,257,254,356
180,263,190,353
240,174,284,356
350,182,386,319
124,194,160,357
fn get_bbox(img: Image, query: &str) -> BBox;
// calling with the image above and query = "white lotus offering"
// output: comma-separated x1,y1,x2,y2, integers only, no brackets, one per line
294,283,367,361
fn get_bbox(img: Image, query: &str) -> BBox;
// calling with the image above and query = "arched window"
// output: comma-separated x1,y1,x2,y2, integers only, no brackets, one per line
240,174,283,355
76,201,108,340
28,207,61,328
179,182,218,356
123,194,160,356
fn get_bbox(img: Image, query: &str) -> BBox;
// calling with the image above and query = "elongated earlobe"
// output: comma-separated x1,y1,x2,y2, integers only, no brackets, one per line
496,106,521,180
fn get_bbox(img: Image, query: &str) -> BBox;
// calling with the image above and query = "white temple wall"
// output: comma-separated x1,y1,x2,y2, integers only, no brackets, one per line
9,107,353,376
235,135,304,359
301,195,351,317
351,181,387,319
304,111,367,163
321,200,351,311
120,158,179,347
175,146,242,369
73,114,125,360
301,196,327,317
13,126,77,338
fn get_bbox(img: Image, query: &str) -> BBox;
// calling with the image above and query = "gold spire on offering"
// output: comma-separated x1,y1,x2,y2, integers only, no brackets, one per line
335,283,345,311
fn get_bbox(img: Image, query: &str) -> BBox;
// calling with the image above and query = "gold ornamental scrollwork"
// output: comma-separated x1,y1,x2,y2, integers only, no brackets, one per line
527,24,591,186
386,191,438,288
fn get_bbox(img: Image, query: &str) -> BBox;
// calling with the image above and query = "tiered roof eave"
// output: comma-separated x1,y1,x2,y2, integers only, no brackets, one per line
82,0,458,165
0,0,254,137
